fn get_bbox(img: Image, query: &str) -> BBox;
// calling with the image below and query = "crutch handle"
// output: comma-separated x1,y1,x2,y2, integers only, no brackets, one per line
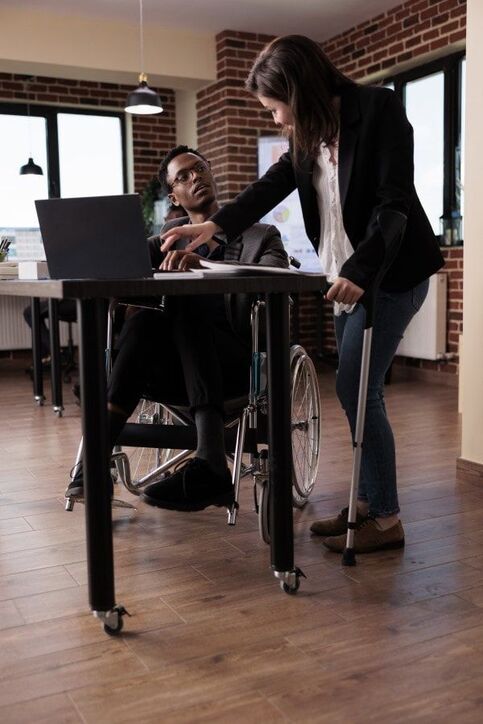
321,209,406,320
360,209,407,328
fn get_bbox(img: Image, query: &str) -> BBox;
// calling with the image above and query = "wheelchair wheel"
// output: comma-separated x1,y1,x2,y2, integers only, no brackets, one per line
290,345,321,508
124,400,177,484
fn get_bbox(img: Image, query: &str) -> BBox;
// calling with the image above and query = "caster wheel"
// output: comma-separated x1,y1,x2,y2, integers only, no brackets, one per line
281,579,300,595
104,617,124,636
101,604,130,635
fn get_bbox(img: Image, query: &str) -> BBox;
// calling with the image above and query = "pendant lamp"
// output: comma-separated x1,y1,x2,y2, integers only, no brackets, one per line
19,77,44,176
125,0,163,115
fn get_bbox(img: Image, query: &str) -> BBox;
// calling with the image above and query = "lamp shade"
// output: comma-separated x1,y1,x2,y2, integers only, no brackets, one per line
19,157,43,175
125,79,163,115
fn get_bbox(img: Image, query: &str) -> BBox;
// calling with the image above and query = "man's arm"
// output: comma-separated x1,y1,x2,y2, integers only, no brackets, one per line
253,225,289,269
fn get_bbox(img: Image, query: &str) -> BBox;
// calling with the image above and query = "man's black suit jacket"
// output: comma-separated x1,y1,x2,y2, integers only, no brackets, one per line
148,218,288,341
212,83,444,292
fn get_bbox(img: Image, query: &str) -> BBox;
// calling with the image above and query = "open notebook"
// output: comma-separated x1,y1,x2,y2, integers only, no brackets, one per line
198,260,299,274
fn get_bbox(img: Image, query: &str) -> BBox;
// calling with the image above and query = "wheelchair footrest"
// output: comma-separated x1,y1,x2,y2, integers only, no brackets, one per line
117,422,259,453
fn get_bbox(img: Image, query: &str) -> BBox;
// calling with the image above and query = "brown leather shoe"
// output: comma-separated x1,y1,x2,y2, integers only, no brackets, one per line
322,518,405,553
310,507,367,537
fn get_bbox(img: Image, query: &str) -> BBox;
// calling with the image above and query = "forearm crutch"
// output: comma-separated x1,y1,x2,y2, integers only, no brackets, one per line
342,209,407,567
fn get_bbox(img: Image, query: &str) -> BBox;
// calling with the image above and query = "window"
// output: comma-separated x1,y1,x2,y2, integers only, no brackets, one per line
384,51,465,246
0,113,49,228
0,103,126,256
458,58,466,239
57,113,124,198
405,71,445,235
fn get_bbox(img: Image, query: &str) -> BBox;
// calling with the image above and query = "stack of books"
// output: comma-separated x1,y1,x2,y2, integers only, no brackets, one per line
0,262,18,279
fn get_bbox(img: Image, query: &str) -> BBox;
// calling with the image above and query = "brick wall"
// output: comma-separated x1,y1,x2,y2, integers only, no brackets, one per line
197,32,275,203
322,0,465,77
0,73,176,193
197,0,466,371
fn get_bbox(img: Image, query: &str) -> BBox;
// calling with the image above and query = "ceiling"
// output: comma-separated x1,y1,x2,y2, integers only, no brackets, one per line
3,0,402,40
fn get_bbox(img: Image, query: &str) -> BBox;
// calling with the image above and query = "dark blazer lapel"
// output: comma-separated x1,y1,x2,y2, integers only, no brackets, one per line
223,234,243,261
338,86,361,210
294,153,320,247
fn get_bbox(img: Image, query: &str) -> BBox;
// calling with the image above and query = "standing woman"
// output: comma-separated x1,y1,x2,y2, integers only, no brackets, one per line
161,35,444,553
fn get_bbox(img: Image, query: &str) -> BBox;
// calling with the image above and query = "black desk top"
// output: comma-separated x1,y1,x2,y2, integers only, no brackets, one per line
0,272,326,300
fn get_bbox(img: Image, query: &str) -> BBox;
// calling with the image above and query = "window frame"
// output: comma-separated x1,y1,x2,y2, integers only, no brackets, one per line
383,50,465,246
0,102,128,200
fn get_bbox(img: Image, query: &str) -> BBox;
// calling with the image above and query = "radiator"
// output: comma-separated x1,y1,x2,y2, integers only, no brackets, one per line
396,272,447,360
0,296,78,351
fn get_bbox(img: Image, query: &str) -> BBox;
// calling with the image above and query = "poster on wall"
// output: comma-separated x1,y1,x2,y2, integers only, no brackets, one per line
258,136,320,272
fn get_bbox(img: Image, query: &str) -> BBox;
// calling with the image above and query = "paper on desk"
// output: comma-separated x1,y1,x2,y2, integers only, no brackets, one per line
153,270,204,279
198,260,298,274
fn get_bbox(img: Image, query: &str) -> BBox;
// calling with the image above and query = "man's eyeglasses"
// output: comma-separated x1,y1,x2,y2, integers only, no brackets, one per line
170,161,210,188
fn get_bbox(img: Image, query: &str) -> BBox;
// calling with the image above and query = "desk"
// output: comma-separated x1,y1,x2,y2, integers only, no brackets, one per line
0,272,325,633
29,298,75,414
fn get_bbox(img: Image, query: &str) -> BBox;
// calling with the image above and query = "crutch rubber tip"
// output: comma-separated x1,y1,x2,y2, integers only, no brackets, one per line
342,547,356,566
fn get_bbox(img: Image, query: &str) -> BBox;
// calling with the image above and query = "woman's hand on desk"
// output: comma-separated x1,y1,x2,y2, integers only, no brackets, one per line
160,250,203,271
161,221,222,253
326,277,364,305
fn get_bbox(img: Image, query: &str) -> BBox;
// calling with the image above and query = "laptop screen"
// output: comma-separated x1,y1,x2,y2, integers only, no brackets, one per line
35,194,153,280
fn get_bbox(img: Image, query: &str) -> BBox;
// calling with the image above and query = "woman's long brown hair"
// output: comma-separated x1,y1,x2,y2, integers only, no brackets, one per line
246,35,355,162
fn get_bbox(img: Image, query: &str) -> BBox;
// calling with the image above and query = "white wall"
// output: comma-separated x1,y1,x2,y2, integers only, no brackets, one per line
459,0,483,466
175,91,198,148
0,6,216,91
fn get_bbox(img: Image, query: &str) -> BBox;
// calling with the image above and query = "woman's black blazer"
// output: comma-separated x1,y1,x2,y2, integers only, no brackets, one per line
212,83,445,292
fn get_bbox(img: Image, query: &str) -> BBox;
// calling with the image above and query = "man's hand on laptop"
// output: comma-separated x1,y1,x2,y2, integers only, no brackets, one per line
160,250,203,271
160,221,222,253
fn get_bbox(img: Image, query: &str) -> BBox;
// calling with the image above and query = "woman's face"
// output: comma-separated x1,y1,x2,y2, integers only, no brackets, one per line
257,95,294,131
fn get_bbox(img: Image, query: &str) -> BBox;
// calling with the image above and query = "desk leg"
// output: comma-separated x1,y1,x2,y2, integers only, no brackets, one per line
31,297,45,406
77,298,125,634
48,299,63,416
266,292,301,594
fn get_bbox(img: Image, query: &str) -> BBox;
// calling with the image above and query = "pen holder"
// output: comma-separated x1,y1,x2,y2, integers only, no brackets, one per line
0,252,7,263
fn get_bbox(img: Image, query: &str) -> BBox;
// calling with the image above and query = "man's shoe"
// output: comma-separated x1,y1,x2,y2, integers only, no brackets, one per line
322,518,405,554
310,506,367,537
64,463,114,502
65,465,84,499
141,457,234,511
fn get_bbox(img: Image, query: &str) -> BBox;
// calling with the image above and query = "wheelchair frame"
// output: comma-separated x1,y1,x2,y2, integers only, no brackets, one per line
67,295,321,546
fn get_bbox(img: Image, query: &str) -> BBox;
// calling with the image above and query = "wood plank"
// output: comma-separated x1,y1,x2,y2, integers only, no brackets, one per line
1,364,480,721
0,693,82,724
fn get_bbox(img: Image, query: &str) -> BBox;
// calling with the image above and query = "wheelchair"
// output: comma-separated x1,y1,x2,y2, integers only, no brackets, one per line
66,292,321,544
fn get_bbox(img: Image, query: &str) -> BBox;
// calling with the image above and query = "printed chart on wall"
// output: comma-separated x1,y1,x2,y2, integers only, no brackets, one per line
258,136,320,272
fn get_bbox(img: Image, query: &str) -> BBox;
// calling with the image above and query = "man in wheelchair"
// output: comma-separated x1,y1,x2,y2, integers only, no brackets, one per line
66,145,288,511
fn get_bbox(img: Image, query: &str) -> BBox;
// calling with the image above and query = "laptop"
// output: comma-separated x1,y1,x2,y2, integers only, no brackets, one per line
35,194,153,280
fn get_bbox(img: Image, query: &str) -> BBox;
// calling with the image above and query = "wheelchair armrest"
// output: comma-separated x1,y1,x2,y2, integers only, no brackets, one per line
116,297,167,313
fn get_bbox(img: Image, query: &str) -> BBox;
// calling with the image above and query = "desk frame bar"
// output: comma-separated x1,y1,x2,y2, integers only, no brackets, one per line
48,299,63,414
77,298,115,613
266,292,294,572
30,297,45,405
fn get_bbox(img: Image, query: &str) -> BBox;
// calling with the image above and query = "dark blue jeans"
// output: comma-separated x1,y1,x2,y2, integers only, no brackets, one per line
334,278,429,518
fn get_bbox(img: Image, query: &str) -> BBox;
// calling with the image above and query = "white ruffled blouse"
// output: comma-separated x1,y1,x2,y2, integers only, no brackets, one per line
313,136,355,316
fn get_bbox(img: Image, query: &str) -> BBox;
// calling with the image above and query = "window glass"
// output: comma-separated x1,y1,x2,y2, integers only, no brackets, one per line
405,71,445,235
459,58,466,238
0,114,48,228
58,113,124,197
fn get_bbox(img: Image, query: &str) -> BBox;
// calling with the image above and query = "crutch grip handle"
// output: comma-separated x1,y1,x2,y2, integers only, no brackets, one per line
360,209,407,328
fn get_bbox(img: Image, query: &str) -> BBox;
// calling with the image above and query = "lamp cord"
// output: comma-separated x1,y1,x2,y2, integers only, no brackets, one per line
139,0,144,74
25,78,32,158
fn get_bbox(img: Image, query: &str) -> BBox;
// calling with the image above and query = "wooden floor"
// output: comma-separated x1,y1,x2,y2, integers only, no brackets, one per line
1,361,483,723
